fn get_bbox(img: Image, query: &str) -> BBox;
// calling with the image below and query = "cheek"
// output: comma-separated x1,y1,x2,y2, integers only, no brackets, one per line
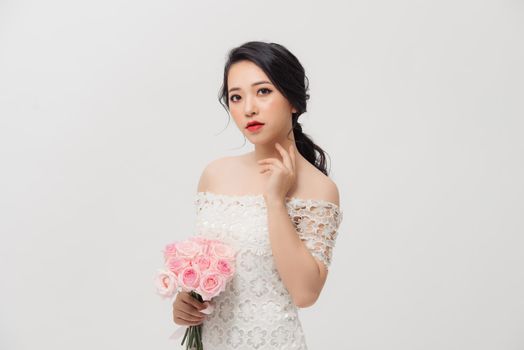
264,97,292,116
265,102,292,125
233,116,244,129
228,107,243,124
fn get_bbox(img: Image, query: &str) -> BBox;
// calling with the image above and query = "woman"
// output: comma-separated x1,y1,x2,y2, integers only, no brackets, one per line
172,41,343,349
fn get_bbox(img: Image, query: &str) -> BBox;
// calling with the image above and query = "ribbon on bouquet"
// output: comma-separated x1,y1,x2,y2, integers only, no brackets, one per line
168,296,215,340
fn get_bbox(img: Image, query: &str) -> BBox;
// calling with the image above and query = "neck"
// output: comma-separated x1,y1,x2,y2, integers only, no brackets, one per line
253,138,300,162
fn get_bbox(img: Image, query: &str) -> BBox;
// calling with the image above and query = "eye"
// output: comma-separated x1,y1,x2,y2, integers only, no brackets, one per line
229,88,272,103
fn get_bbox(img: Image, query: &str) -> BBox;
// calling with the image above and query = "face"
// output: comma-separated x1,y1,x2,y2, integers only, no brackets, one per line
226,60,297,144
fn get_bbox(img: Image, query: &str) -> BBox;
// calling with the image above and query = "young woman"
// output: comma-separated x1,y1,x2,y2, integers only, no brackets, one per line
172,41,343,349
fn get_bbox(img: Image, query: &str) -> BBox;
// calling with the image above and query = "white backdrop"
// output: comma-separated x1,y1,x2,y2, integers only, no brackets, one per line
1,0,523,349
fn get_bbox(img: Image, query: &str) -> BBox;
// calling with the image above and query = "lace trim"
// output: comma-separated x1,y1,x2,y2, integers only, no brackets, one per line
194,191,343,269
195,191,342,212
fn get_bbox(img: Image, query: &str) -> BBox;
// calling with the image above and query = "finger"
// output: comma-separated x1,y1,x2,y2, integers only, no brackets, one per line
180,301,208,318
178,306,207,320
189,319,204,326
189,318,205,326
182,293,207,310
275,142,292,171
179,308,206,321
257,158,284,170
259,165,272,174
289,144,296,170
175,313,203,325
174,311,205,326
175,315,204,326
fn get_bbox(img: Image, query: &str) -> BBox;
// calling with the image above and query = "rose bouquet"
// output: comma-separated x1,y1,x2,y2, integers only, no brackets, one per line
155,236,237,350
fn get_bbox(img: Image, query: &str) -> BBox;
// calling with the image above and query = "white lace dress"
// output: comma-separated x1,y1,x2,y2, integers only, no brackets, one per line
188,191,343,350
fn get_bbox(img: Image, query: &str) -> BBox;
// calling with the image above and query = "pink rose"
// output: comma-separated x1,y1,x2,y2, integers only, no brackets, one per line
209,242,236,261
214,258,235,279
190,236,223,255
163,243,178,261
175,240,203,259
197,271,226,301
192,254,212,272
177,266,201,292
155,269,178,298
166,256,191,275
189,236,212,245
189,237,212,255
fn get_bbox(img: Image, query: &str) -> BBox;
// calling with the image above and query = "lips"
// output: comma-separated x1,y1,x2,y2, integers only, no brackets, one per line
246,123,264,132
246,121,264,128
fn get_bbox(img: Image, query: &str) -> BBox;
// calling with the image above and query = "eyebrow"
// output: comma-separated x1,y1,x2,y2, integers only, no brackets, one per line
228,81,272,93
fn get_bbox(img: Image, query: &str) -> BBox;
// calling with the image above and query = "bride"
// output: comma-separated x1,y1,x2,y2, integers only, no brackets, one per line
171,40,343,349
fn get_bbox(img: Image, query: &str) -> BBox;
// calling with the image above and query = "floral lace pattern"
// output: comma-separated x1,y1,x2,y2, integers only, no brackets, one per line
192,191,343,350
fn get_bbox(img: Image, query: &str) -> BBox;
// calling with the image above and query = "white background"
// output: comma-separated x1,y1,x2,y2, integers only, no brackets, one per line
1,0,523,349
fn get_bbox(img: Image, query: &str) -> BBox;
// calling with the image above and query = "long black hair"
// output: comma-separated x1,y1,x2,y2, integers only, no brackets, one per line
217,41,331,176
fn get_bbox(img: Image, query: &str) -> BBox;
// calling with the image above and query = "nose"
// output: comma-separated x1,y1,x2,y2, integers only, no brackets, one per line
243,95,258,117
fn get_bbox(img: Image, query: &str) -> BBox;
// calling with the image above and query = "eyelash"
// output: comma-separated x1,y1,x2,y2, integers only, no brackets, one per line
229,88,272,102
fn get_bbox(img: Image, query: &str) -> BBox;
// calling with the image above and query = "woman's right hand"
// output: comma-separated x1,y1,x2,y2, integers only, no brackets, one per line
172,291,209,326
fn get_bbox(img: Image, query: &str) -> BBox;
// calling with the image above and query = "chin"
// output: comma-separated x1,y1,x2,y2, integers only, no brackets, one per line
244,129,279,145
252,138,279,147
246,137,263,145
244,131,264,141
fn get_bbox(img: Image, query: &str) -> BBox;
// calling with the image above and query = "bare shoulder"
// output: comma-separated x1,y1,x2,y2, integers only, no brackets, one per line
302,162,340,207
315,174,340,207
196,156,237,193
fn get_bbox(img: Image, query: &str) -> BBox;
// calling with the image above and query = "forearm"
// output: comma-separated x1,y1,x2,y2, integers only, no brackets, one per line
265,198,321,306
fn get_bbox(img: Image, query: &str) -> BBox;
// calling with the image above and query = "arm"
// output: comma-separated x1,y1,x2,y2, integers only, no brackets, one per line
265,198,327,308
258,143,342,308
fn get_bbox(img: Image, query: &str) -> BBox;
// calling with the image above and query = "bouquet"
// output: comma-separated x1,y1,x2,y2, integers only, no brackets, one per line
155,236,237,350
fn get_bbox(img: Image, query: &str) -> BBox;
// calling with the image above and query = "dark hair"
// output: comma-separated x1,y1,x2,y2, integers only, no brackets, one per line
217,41,331,176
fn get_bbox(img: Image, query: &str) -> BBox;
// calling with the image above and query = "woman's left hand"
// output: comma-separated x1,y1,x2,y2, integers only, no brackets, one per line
257,142,297,204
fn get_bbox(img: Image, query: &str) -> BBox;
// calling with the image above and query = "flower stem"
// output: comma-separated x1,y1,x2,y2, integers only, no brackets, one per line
181,327,189,346
186,291,204,349
195,325,201,349
188,326,194,348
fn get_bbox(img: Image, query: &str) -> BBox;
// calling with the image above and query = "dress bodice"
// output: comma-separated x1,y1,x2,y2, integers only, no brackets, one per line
190,191,343,350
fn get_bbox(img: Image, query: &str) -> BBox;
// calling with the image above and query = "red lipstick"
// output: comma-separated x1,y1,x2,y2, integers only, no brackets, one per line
246,120,265,132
